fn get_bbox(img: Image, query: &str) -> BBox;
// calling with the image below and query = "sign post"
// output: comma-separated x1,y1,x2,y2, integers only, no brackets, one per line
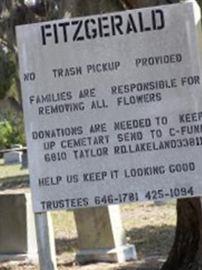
34,212,57,270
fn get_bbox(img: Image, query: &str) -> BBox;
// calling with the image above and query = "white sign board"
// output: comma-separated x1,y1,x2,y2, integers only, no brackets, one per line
17,2,202,212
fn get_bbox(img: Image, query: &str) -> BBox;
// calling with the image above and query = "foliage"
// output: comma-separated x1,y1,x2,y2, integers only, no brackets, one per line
0,112,25,149
0,121,13,149
0,46,16,99
0,0,64,104
8,114,25,146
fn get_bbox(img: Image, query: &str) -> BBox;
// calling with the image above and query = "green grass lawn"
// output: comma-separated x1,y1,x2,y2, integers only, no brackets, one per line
0,159,28,180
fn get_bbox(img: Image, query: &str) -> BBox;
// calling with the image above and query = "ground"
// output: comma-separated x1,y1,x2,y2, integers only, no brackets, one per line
0,161,177,270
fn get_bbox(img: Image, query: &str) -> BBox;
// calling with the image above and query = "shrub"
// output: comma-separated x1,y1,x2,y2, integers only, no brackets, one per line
0,112,25,149
0,121,13,149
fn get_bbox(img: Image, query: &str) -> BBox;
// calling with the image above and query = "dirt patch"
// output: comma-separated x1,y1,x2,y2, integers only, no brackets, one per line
0,258,164,270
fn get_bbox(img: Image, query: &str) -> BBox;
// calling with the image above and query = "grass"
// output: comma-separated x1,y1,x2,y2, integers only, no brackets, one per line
122,201,176,258
0,159,28,180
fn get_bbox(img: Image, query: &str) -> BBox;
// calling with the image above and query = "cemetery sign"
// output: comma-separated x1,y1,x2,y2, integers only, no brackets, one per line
17,2,202,212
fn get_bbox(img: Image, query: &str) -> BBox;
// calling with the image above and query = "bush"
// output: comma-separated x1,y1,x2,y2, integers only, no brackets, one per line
0,121,13,149
0,113,25,149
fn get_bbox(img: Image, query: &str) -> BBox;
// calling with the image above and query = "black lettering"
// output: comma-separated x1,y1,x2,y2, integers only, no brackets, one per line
53,23,59,43
138,12,144,32
85,19,97,39
126,14,138,34
154,9,165,30
111,15,124,35
72,20,84,41
41,24,52,45
58,22,70,42
98,16,110,37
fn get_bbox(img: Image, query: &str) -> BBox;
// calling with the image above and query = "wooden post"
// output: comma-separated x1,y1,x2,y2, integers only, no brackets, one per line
34,212,57,270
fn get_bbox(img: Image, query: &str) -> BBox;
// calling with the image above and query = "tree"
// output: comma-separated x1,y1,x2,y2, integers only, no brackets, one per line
161,198,202,270
0,0,62,106
0,46,15,99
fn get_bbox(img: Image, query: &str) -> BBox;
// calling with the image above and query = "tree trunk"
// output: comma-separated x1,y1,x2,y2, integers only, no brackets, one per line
161,198,202,270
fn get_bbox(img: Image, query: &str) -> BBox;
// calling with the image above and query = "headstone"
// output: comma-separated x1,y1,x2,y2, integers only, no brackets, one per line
0,192,38,261
3,151,22,165
74,205,136,264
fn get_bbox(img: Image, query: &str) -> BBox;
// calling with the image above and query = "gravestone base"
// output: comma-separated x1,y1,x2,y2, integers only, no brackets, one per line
76,244,136,264
0,192,38,262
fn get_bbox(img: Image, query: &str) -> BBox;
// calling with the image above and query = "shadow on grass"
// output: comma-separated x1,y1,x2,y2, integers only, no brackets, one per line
55,237,78,255
126,224,176,258
113,225,176,269
0,179,29,190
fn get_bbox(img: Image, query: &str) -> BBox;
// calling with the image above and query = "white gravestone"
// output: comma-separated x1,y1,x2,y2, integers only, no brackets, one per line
3,145,23,165
4,151,22,165
0,192,37,262
16,2,202,212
